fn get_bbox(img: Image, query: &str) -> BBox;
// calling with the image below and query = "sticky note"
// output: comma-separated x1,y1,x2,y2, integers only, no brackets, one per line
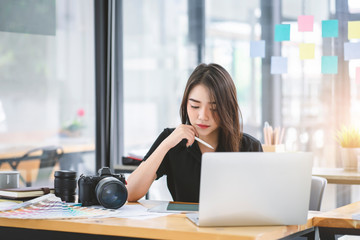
271,57,287,74
298,15,314,32
321,56,338,74
275,24,290,41
344,42,360,60
250,40,265,58
357,67,360,85
299,43,315,59
322,20,338,38
348,21,360,39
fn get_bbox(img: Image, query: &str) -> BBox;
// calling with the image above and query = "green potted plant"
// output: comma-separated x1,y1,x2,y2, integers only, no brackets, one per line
336,126,360,171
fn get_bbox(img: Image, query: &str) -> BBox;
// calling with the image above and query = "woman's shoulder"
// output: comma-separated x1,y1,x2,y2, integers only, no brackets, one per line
240,133,263,152
153,128,175,142
162,127,175,136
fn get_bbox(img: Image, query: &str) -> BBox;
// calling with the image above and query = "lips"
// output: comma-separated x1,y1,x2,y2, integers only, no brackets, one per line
197,124,210,129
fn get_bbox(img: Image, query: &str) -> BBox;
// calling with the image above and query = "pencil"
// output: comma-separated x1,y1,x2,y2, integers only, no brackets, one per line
195,137,214,149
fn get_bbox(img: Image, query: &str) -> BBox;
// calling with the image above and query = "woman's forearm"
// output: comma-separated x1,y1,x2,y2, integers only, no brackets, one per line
126,142,171,201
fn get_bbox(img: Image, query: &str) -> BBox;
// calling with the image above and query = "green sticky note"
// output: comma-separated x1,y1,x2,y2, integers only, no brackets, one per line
322,20,338,38
275,24,290,42
348,21,360,39
299,43,315,59
321,56,338,74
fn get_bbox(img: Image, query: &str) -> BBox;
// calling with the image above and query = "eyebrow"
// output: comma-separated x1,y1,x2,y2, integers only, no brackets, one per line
189,98,216,104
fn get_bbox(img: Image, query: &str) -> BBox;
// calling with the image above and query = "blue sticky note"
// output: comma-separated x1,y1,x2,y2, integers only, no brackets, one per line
322,20,338,38
344,42,360,60
250,40,265,58
271,56,287,74
321,56,338,74
275,24,290,42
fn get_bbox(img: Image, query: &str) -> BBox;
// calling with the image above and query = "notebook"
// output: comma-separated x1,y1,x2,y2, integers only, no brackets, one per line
0,187,55,200
186,152,313,227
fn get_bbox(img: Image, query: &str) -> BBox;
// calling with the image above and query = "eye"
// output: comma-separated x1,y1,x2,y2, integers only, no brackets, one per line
190,105,199,109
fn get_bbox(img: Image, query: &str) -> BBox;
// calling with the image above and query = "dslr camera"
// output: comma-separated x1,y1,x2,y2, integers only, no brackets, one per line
78,167,128,209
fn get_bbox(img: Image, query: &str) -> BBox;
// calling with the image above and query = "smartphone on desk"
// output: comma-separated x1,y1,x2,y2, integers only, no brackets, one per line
148,201,199,213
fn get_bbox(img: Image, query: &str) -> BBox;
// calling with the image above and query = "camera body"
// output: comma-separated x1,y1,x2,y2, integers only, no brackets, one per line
78,167,127,209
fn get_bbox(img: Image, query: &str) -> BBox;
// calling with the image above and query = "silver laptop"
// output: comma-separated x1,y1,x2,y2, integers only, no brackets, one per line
187,152,313,227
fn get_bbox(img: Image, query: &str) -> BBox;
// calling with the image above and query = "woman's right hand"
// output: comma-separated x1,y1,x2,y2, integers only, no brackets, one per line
162,124,198,149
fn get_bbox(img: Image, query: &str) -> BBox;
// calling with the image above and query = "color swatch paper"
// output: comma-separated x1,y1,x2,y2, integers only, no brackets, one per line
321,56,338,74
322,20,338,38
356,67,360,85
344,42,360,60
275,24,290,42
250,40,265,58
298,15,314,32
299,43,315,59
271,57,287,74
0,194,116,219
348,21,360,39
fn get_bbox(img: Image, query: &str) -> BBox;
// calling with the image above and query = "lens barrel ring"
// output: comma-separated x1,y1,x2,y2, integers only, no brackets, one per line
95,176,128,209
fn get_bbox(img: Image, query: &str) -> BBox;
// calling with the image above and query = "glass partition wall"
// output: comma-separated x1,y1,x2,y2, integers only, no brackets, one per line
0,0,96,187
123,0,360,208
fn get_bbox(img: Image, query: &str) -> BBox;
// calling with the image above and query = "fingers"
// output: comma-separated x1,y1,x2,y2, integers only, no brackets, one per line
168,124,197,148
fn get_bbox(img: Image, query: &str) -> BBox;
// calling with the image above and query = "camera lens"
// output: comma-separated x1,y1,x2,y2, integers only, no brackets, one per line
54,170,77,202
95,177,127,209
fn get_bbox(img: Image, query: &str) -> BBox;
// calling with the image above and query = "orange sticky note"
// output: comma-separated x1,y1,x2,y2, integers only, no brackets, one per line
348,21,360,39
299,43,315,59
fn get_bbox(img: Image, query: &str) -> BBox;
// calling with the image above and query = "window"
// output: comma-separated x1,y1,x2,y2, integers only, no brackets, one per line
0,0,95,187
123,0,193,157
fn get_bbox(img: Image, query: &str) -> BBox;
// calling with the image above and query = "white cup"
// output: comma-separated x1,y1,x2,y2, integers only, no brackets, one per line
0,171,20,189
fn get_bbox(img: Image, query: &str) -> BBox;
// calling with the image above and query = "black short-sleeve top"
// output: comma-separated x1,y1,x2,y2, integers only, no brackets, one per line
142,128,263,203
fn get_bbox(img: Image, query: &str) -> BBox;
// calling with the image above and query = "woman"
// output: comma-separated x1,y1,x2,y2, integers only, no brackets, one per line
126,63,263,202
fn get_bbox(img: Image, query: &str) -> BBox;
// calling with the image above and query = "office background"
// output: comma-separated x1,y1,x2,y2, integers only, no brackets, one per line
0,0,359,210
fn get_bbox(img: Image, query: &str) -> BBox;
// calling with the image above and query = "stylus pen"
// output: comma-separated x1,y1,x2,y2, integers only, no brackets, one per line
194,136,214,149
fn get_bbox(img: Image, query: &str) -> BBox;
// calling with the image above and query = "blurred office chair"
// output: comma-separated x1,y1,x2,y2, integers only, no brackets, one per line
309,176,327,211
1,146,64,187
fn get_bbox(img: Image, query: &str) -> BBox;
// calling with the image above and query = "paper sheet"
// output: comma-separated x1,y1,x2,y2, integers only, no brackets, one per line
344,42,360,60
275,24,290,41
298,15,314,32
271,56,288,74
321,56,338,74
0,194,172,220
250,40,265,58
322,20,338,38
299,43,315,59
348,21,360,39
110,204,173,220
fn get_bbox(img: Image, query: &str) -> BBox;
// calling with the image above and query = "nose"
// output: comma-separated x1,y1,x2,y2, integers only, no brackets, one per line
198,107,209,121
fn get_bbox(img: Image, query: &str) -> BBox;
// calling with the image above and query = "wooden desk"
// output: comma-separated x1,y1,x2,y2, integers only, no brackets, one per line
0,143,95,160
312,168,360,185
313,201,360,239
0,143,95,186
0,201,317,240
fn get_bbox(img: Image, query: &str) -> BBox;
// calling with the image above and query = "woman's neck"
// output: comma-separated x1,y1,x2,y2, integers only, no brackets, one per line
199,129,219,152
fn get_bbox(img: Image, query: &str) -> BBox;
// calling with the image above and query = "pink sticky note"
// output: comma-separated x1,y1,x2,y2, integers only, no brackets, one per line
298,15,314,32
356,67,360,85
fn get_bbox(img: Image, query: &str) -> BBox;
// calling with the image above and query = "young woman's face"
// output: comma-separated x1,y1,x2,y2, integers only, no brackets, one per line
187,84,219,138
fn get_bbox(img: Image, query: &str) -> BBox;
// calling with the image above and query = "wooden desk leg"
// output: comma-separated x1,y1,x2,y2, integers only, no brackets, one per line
319,227,360,240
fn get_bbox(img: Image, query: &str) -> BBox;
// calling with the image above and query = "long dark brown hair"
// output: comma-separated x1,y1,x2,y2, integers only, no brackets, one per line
180,63,243,152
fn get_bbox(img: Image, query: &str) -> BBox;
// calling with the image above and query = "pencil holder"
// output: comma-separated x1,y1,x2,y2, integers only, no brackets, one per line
262,144,285,152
